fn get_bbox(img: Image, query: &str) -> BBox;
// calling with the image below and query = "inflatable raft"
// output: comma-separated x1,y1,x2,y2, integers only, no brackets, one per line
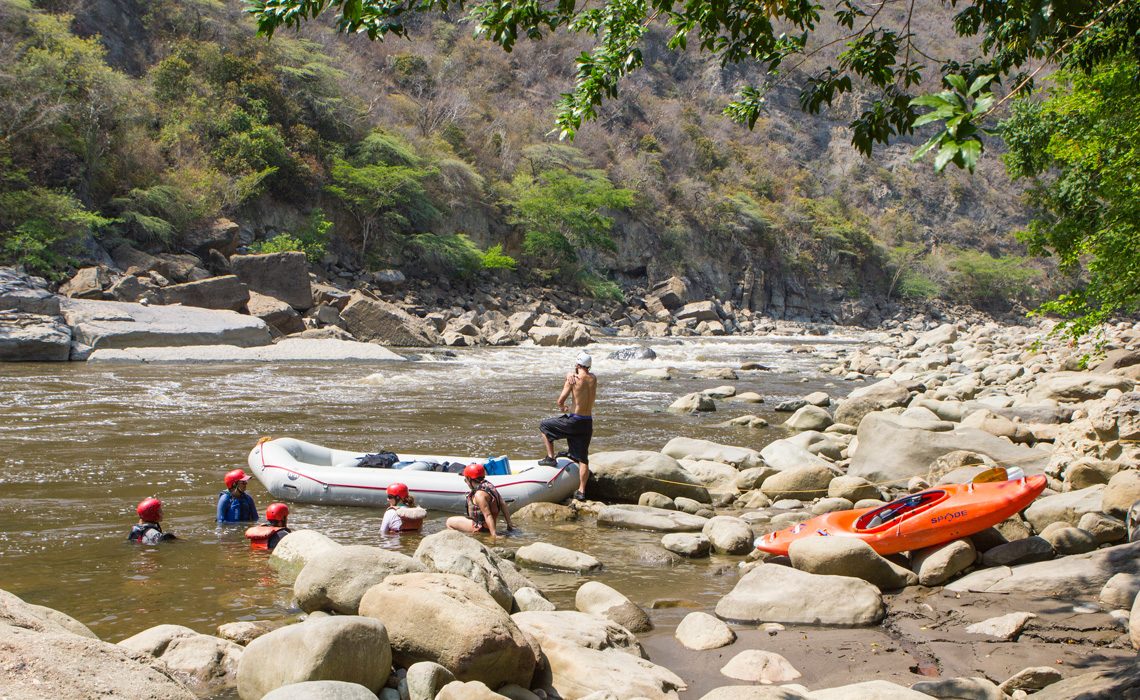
247,437,579,513
755,473,1047,556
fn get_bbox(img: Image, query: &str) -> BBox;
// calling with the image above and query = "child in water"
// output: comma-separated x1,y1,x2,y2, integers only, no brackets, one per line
245,502,291,550
129,497,176,544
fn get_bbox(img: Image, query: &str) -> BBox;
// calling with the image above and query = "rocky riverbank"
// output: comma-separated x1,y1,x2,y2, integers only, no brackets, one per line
4,315,1140,699
1,243,1002,363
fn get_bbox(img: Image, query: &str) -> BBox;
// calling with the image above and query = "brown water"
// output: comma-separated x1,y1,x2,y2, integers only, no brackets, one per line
0,337,860,647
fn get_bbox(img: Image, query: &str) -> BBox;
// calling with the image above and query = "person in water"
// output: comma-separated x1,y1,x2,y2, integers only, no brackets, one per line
538,351,596,501
217,469,258,523
380,483,425,534
446,463,513,538
245,502,291,550
129,497,176,544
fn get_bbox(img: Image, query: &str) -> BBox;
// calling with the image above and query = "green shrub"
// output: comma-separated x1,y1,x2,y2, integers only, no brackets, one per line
0,184,111,279
405,232,482,278
480,243,516,270
897,271,941,300
947,248,1041,307
248,209,331,262
578,272,624,302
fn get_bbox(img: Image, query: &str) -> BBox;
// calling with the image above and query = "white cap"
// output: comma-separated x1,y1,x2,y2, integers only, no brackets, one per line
575,352,592,369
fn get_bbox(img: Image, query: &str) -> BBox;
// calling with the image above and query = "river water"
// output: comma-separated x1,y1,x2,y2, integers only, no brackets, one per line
0,336,861,657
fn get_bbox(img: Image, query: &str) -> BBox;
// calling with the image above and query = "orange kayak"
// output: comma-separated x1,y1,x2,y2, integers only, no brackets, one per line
754,474,1047,556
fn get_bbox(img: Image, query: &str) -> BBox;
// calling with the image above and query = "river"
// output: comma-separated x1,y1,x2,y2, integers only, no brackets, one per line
0,336,860,654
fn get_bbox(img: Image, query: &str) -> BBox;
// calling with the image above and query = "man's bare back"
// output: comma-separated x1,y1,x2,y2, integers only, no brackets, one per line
560,368,596,416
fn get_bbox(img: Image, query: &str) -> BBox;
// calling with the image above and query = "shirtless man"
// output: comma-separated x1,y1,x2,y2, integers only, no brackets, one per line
538,351,596,500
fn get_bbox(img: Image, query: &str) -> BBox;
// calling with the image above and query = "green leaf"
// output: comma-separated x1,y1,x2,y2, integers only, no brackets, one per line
967,74,995,96
909,94,953,109
959,139,982,171
945,74,967,93
934,143,959,171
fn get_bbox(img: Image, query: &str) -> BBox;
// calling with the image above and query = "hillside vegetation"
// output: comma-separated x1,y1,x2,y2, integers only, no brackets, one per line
0,0,1058,319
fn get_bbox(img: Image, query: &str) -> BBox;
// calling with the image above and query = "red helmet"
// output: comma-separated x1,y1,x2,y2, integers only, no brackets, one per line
137,497,162,522
266,502,289,522
225,469,252,489
386,483,409,500
463,463,486,480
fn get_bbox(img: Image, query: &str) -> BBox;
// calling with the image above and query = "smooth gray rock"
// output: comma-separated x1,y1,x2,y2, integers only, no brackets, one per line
950,540,1140,595
661,437,762,469
808,679,931,698
512,587,556,613
405,661,456,700
516,542,603,573
0,267,60,315
414,530,534,610
966,612,1036,640
60,298,271,350
910,677,1006,700
834,379,911,426
668,391,716,413
675,611,735,650
268,530,340,582
261,681,378,700
789,538,917,590
1099,572,1139,609
236,616,391,700
998,666,1064,694
340,292,436,347
575,581,652,633
661,533,712,558
358,573,535,689
785,405,833,432
848,412,1050,485
1028,371,1135,402
911,540,976,586
760,439,832,471
720,649,800,683
1024,485,1105,530
118,624,242,697
589,450,710,503
512,611,684,699
294,545,424,614
0,311,71,361
715,564,884,626
88,338,406,363
598,504,709,532
980,536,1054,568
701,688,809,700
760,465,835,500
701,516,755,554
1102,470,1140,517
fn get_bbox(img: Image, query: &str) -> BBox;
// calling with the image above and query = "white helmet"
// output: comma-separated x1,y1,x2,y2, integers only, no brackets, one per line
575,351,592,369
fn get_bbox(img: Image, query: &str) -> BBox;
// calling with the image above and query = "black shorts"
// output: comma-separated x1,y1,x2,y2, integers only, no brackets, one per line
540,414,593,464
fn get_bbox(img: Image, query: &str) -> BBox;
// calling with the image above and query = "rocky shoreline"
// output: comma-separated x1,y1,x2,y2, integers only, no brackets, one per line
0,243,1006,363
4,313,1140,699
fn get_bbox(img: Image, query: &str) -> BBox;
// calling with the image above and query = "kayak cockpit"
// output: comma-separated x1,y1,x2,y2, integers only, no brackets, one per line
855,489,948,531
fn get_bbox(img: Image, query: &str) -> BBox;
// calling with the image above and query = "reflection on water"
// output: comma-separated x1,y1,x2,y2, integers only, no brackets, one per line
0,336,859,641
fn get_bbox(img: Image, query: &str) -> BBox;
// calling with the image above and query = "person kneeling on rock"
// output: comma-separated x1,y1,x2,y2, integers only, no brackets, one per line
381,483,425,535
130,497,176,544
245,502,291,550
446,463,514,538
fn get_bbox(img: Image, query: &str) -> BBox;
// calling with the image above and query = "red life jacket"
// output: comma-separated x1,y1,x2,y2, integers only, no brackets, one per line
245,525,284,550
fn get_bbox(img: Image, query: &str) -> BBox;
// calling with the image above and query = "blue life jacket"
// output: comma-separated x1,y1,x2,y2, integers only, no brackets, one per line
217,491,258,523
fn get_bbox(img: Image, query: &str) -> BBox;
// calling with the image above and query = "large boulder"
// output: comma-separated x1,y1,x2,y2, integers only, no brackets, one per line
848,412,1050,485
340,292,436,347
358,572,536,689
833,379,911,427
1102,470,1140,518
1023,485,1104,531
784,405,833,432
261,681,378,700
598,504,709,532
759,439,832,471
589,450,710,502
701,516,755,554
268,530,341,582
413,530,533,610
1028,371,1135,403
118,624,242,697
247,291,305,335
236,616,391,700
809,680,933,699
59,265,111,298
760,466,835,501
661,437,762,469
715,564,884,626
405,661,457,700
184,218,240,257
949,540,1140,595
516,542,603,573
649,276,690,310
789,538,917,590
911,540,977,586
293,545,425,614
668,391,716,413
575,581,652,632
0,311,71,361
0,267,60,315
160,275,250,311
230,252,312,310
512,610,685,699
60,298,272,350
674,612,735,651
